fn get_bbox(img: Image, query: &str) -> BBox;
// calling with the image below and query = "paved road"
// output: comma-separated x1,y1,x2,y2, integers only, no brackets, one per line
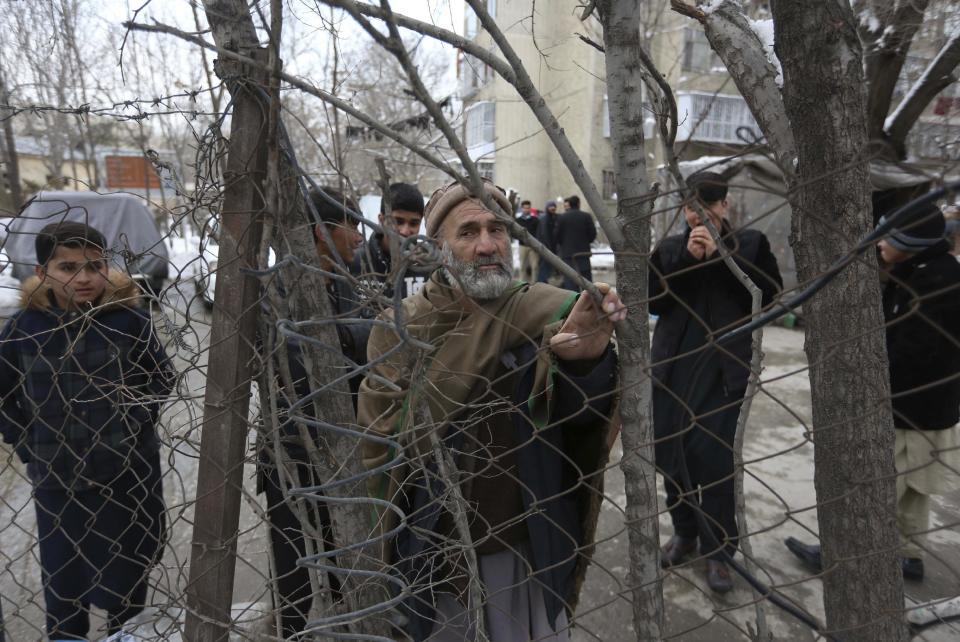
2,290,959,640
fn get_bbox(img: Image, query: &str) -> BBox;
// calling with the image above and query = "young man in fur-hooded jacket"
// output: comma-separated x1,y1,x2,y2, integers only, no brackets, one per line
0,222,173,639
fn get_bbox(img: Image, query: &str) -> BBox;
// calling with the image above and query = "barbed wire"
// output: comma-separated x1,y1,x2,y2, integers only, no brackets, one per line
0,41,959,642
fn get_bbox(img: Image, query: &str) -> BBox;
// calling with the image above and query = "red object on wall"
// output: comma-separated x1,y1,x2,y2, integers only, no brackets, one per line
104,155,161,189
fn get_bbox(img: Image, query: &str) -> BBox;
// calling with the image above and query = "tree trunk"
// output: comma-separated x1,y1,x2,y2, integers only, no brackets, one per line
0,65,22,210
862,0,929,143
597,2,663,639
183,45,269,642
771,2,907,640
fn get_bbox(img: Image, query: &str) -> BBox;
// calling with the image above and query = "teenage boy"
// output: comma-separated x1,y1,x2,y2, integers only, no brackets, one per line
0,221,172,639
259,187,372,637
351,182,428,300
650,172,782,593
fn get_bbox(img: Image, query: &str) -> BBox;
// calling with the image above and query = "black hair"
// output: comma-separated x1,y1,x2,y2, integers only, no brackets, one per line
380,182,424,216
35,221,107,266
565,195,580,209
309,186,360,225
688,171,729,204
520,199,531,207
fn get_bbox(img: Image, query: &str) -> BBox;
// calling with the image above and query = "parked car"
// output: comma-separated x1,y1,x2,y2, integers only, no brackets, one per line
0,249,19,320
2,191,170,294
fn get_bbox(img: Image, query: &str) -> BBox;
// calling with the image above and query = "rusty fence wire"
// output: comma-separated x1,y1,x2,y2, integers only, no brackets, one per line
0,86,959,642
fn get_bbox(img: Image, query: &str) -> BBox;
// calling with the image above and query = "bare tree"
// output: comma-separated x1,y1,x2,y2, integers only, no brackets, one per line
672,0,910,639
859,0,960,158
0,58,22,209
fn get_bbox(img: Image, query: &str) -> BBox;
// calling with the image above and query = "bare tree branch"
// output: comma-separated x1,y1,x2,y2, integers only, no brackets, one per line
123,20,459,179
463,0,619,246
885,28,960,157
673,0,797,182
319,0,516,84
670,0,705,23
862,0,931,142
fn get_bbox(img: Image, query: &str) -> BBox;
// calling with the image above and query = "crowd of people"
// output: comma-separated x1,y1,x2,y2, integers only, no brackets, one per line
0,173,957,640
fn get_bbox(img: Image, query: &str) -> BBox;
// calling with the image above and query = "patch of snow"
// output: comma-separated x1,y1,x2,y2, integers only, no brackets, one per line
591,245,616,270
701,0,726,15
859,7,881,33
747,18,784,88
884,31,960,133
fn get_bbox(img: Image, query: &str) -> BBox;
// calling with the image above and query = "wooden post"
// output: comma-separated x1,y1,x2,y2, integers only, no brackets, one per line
184,49,269,642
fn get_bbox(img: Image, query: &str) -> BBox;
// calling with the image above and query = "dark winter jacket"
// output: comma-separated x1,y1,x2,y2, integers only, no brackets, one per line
537,206,560,254
350,232,429,301
0,273,173,490
392,341,616,641
882,241,960,431
516,210,539,247
650,222,782,394
257,270,373,476
555,208,597,259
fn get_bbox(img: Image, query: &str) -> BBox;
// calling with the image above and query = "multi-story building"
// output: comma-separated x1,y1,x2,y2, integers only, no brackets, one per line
456,0,958,211
455,0,772,211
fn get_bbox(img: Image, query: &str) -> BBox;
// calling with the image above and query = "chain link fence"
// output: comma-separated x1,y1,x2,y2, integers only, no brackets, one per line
1,11,960,642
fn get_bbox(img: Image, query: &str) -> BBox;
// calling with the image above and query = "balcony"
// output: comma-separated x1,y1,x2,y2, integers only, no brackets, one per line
676,91,761,145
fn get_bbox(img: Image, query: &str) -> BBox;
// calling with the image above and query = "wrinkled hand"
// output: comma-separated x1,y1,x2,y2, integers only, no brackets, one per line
550,282,627,361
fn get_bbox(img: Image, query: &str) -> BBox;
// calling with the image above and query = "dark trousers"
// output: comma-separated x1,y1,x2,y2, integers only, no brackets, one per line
35,453,165,639
561,255,592,291
537,253,555,283
261,451,341,638
654,379,742,560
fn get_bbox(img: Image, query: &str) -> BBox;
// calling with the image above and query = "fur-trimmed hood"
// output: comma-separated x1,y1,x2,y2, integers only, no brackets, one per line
19,271,142,312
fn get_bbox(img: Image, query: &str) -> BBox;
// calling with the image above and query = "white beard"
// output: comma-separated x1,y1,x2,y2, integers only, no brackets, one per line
440,243,514,300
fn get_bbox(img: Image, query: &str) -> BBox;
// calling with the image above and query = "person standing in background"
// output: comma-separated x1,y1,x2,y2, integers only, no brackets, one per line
516,199,540,282
556,195,597,291
536,200,559,283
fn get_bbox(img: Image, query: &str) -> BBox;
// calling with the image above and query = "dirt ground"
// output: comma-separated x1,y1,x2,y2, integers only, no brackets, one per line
1,293,959,640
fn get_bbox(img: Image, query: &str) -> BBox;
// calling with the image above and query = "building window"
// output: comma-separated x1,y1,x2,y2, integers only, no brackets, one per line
676,91,760,144
465,1,496,38
602,169,617,200
465,11,478,39
477,160,495,181
682,28,721,73
464,101,496,149
458,52,490,98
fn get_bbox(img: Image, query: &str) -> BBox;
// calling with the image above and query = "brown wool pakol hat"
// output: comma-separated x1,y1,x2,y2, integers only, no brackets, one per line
423,178,513,237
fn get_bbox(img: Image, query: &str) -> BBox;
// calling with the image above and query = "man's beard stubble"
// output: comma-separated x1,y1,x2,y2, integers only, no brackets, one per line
440,243,514,300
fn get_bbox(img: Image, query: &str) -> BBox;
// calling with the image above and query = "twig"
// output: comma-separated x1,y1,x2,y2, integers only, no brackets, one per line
329,0,598,298
123,19,459,180
576,33,605,53
670,0,706,23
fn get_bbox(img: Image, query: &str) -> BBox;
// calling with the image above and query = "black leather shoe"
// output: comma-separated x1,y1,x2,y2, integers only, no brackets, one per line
706,559,733,593
902,557,924,581
785,537,823,572
661,535,698,568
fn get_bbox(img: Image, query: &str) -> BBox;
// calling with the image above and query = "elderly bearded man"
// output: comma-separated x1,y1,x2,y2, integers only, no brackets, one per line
358,179,626,641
